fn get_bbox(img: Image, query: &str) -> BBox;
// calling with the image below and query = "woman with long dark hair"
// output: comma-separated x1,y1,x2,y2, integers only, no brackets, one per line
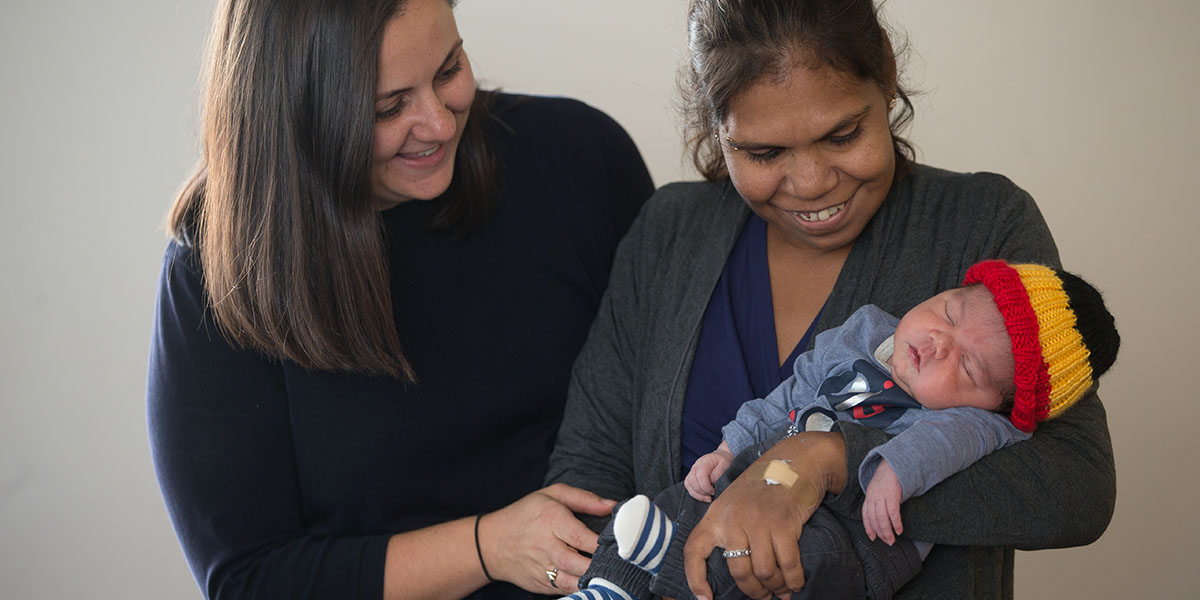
148,0,653,597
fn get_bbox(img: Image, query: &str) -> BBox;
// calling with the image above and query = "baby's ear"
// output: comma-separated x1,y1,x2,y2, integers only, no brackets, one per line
996,390,1015,414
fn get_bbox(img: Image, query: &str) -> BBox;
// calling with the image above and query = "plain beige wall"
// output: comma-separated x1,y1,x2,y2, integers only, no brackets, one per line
1,1,1195,598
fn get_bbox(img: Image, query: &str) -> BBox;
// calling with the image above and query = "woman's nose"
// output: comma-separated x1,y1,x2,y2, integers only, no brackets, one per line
411,93,455,141
782,149,838,200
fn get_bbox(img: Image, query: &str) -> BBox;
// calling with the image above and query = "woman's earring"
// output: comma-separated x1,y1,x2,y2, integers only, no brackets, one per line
888,97,897,111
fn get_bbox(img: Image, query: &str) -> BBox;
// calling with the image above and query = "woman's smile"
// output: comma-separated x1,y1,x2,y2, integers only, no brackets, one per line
790,200,847,223
393,143,447,168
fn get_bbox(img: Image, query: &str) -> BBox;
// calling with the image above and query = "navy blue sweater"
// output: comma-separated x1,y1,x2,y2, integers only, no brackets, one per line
147,94,653,599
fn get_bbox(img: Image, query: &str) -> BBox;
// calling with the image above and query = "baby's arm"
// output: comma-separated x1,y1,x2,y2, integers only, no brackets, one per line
859,407,1030,504
685,441,734,502
860,409,1027,545
862,459,904,544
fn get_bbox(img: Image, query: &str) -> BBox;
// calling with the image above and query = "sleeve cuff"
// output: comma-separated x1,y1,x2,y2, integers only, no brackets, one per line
823,422,891,516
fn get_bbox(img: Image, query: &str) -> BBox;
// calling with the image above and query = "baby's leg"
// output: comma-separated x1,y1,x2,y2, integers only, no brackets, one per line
557,577,635,600
560,496,660,600
614,494,676,574
560,495,678,600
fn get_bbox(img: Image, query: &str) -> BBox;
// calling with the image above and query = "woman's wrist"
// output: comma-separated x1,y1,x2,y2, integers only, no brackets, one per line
383,516,490,600
760,431,847,495
474,513,496,583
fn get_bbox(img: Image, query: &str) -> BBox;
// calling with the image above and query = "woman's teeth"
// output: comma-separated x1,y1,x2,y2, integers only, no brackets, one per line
405,147,438,158
794,202,846,222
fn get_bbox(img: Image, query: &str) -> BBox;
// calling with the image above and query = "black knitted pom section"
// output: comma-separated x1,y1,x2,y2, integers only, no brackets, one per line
1057,270,1121,378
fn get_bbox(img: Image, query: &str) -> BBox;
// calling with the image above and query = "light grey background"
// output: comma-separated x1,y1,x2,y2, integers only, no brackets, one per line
1,1,1196,598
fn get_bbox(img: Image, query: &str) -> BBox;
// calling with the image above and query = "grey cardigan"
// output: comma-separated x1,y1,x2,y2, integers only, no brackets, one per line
546,165,1116,599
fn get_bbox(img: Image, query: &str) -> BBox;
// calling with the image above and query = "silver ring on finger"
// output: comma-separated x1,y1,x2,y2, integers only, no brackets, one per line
721,548,752,559
545,566,559,588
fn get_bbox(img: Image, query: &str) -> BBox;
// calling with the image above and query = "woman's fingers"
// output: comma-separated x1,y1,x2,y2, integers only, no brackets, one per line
749,532,788,599
480,485,612,594
547,536,592,577
773,529,806,595
725,533,770,600
549,570,580,595
534,561,581,595
541,482,617,517
550,508,602,555
683,521,717,600
541,483,615,554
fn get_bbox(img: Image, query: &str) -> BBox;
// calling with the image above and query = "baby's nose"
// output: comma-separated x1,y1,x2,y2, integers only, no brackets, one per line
930,331,954,359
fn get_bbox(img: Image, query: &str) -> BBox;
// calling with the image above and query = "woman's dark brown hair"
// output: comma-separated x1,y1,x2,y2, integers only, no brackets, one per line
682,0,916,180
168,0,496,379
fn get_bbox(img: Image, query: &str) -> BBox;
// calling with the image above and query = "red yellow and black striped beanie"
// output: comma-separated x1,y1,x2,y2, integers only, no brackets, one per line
963,260,1120,433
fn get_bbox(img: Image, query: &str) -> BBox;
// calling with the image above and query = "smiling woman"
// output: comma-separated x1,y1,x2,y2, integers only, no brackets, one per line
546,1,1117,599
147,0,654,598
719,65,895,260
370,0,475,208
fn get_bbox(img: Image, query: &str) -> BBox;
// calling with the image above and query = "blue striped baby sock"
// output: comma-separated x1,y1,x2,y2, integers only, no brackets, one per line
557,577,635,600
614,494,676,575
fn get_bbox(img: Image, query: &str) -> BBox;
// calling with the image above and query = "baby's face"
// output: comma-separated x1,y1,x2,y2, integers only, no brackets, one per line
888,286,1014,411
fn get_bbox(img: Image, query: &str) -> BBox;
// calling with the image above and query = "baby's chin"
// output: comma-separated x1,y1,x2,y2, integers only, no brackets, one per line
892,373,920,400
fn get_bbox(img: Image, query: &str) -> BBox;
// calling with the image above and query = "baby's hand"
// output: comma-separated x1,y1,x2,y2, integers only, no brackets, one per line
863,459,904,545
684,445,734,502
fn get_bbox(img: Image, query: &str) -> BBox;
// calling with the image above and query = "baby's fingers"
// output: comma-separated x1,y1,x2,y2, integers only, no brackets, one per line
873,501,897,546
685,470,715,501
862,502,878,541
886,497,903,539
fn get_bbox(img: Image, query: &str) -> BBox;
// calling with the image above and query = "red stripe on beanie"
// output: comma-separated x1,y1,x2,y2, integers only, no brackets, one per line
963,260,1050,433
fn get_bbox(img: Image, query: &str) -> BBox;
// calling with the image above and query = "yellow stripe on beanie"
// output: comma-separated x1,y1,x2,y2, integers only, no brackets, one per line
963,259,1119,432
1011,265,1094,421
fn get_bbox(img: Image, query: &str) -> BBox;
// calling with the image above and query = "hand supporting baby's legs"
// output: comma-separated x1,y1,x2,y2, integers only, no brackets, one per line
561,577,635,600
557,496,665,600
646,482,871,600
563,440,921,600
560,495,681,600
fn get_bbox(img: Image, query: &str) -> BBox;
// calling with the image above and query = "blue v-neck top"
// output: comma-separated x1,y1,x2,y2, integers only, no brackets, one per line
679,215,824,471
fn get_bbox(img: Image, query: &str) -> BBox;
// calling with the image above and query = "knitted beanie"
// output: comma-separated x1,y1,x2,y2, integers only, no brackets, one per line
963,260,1120,433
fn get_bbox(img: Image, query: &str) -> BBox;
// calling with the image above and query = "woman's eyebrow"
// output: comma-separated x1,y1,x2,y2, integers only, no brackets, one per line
725,104,870,149
819,105,870,139
375,39,464,101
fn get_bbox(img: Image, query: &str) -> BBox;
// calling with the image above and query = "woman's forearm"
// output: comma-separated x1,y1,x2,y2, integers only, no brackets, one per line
829,393,1115,549
754,431,849,496
898,392,1116,548
383,517,487,600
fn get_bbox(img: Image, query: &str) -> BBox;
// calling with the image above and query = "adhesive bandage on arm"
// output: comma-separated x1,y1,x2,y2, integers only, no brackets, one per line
743,459,823,509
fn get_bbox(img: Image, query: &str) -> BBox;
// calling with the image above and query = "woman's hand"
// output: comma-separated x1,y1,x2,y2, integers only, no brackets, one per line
682,432,846,600
479,483,616,595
